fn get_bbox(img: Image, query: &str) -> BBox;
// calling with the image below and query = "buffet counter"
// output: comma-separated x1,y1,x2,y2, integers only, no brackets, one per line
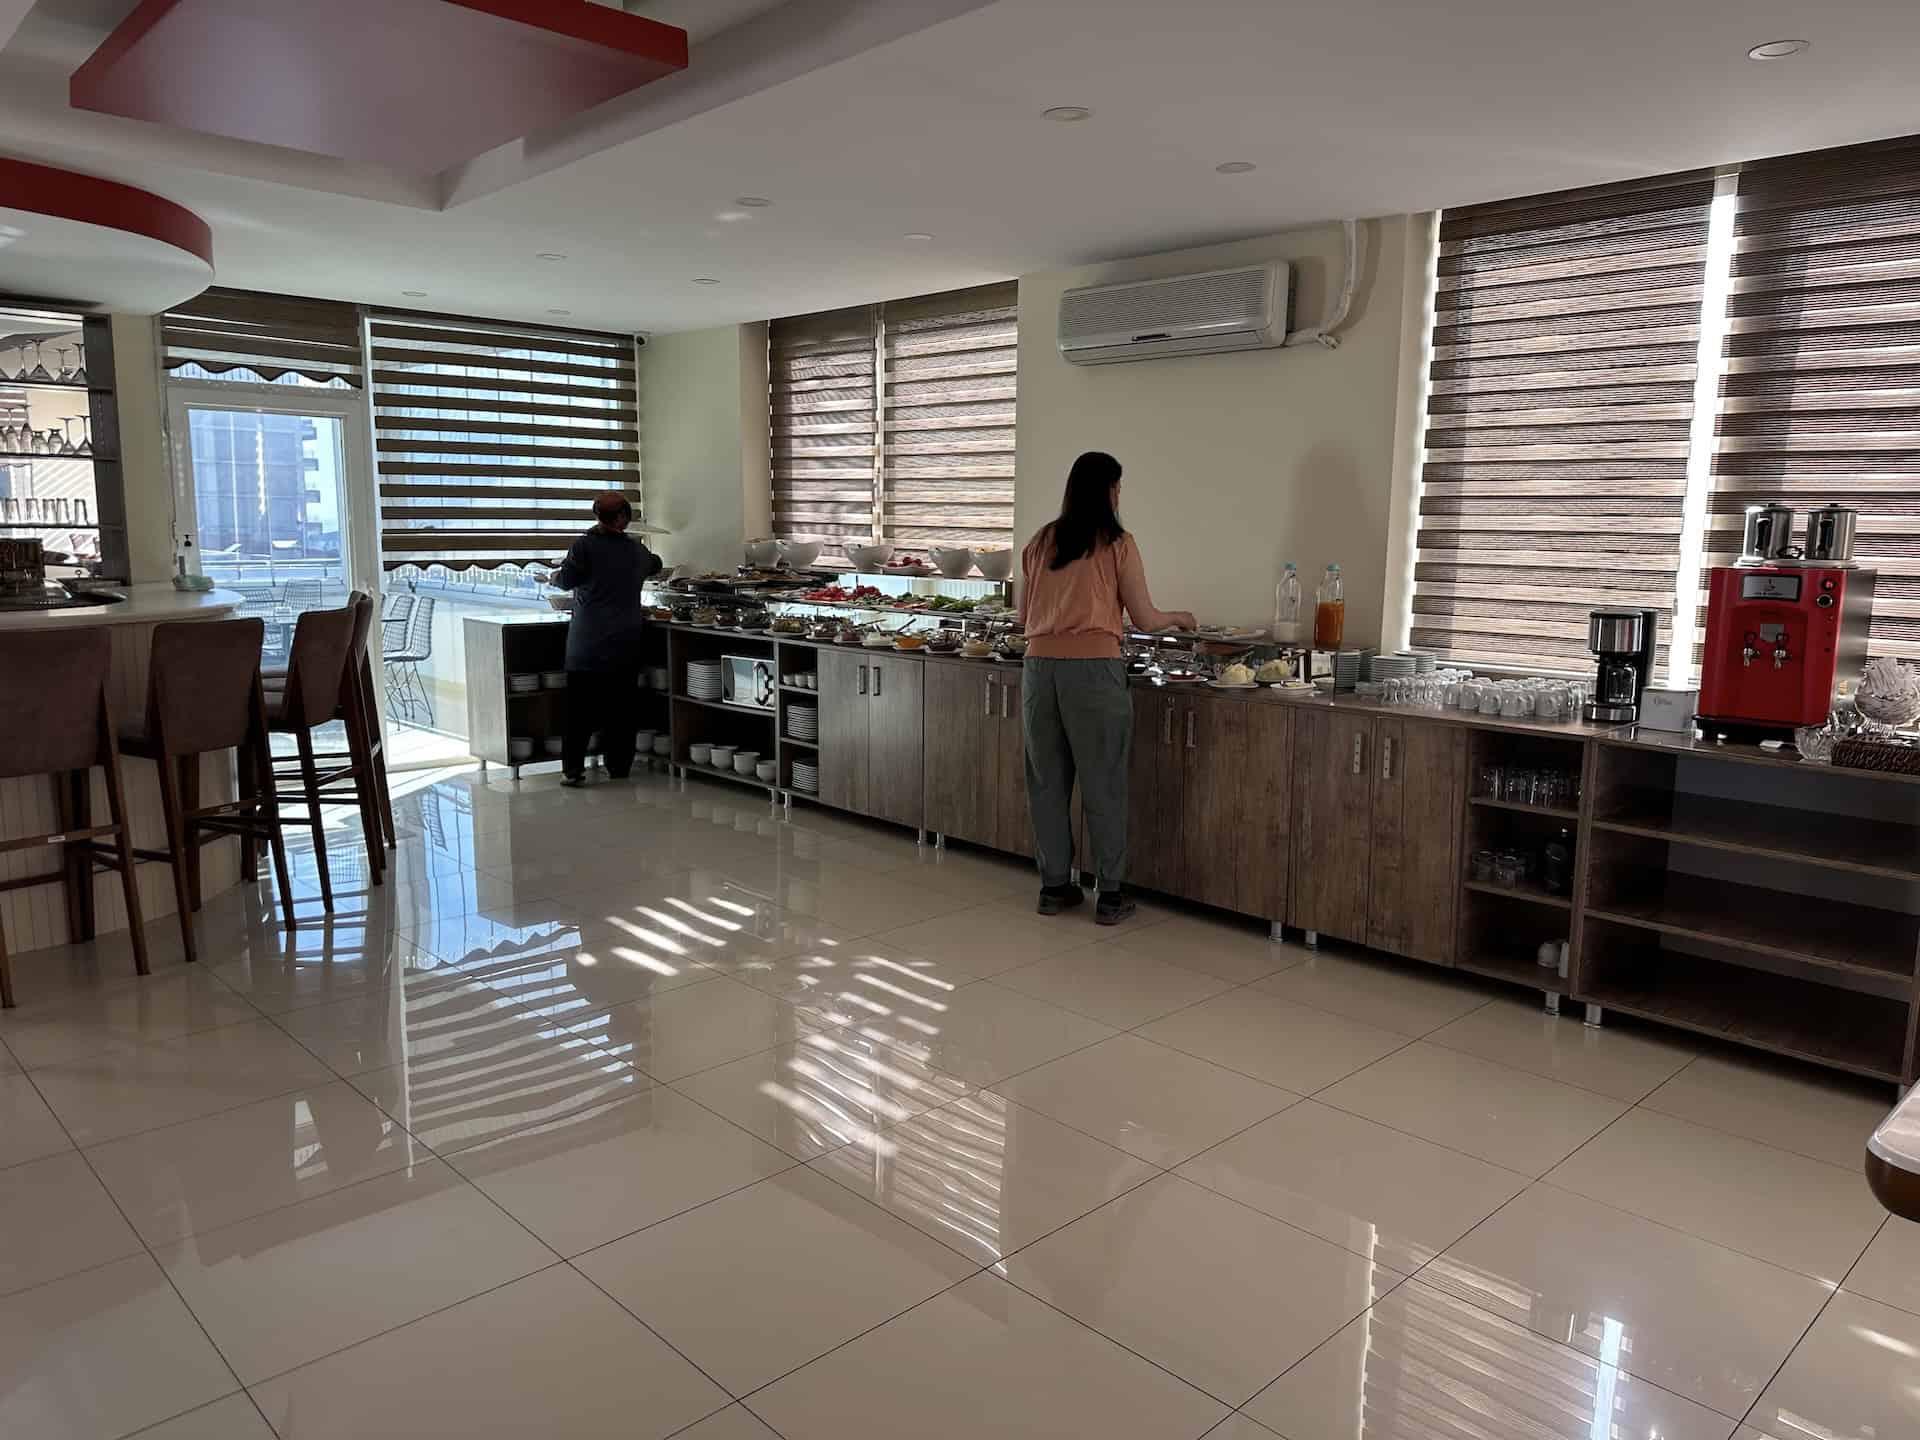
0,584,245,952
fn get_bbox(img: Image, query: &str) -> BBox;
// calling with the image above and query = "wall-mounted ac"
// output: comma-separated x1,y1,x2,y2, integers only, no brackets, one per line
1057,261,1291,365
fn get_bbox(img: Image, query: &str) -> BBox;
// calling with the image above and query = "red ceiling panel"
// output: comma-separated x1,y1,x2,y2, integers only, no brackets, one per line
70,0,690,176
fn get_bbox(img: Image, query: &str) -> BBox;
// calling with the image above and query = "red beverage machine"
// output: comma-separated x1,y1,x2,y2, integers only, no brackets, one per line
1696,503,1874,740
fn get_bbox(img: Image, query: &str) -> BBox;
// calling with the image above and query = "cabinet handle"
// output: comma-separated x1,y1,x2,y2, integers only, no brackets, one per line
858,665,868,696
1351,733,1364,774
873,664,883,698
1162,699,1174,745
1381,736,1394,780
1001,682,1011,719
984,676,994,715
1185,708,1196,750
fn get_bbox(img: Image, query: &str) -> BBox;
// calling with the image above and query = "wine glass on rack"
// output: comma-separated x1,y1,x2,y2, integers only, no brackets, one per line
56,346,78,383
0,348,17,382
67,344,86,388
29,427,50,456
77,414,92,457
23,341,53,382
58,417,81,456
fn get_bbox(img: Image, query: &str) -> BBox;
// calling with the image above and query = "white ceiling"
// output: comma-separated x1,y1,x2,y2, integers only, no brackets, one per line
3,0,1920,333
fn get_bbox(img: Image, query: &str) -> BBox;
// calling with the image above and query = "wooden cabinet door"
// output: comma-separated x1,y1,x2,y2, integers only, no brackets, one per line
1368,718,1463,965
1179,695,1247,912
816,649,870,815
864,656,924,829
924,662,994,846
1235,703,1294,923
1292,709,1374,944
993,666,1037,858
1127,688,1183,894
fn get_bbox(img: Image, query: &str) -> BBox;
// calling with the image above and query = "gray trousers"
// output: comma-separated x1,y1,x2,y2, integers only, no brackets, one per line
1022,657,1132,890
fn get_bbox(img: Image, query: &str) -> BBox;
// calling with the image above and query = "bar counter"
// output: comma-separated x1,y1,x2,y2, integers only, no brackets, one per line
0,585,246,953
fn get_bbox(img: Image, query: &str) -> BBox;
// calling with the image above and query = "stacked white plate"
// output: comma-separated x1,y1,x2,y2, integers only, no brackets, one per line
1332,650,1370,690
1366,652,1418,682
507,673,540,695
686,659,723,701
1412,651,1437,674
787,704,818,742
791,759,819,794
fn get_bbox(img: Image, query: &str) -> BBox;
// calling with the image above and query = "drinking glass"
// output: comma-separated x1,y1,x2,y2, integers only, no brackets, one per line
57,418,79,456
0,348,16,382
23,341,52,382
1470,850,1495,882
29,428,50,455
74,498,88,526
67,346,86,387
1494,852,1522,888
1478,762,1503,799
56,346,78,383
76,415,92,457
1505,768,1533,804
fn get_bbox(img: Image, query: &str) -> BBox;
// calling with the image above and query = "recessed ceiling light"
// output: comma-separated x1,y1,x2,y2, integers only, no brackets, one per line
1042,105,1092,122
904,232,935,241
536,251,568,261
691,277,721,285
734,196,771,207
1215,160,1257,174
401,289,428,297
1747,39,1809,60
547,308,572,316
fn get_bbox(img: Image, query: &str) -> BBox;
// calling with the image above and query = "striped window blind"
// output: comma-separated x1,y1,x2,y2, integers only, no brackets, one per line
1703,135,1920,661
770,283,1017,562
1413,173,1717,673
369,315,639,572
163,288,365,388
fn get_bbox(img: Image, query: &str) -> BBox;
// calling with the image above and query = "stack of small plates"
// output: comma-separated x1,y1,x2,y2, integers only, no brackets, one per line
791,759,819,795
507,673,540,695
1332,651,1369,690
686,660,723,701
1366,652,1418,682
1412,651,1437,674
787,704,818,742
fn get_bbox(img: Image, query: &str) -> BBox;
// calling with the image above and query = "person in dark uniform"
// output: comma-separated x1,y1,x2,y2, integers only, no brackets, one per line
551,491,662,785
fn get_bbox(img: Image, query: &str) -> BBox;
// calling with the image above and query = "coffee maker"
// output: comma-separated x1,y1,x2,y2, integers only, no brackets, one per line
1583,607,1658,724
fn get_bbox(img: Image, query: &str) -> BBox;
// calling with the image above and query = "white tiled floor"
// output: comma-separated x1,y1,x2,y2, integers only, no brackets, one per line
0,763,1906,1439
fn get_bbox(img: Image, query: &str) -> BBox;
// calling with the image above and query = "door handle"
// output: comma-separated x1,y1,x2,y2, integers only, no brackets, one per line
873,664,883,698
984,676,994,715
1381,736,1394,780
1162,699,1174,744
1001,681,1011,719
858,665,868,696
1185,708,1196,750
1351,733,1364,774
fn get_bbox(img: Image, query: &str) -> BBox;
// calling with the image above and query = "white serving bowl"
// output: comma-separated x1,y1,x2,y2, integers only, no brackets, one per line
972,547,1013,580
848,543,893,572
688,743,711,765
507,737,533,761
931,546,975,578
732,750,761,775
744,539,780,567
652,735,671,756
634,729,657,752
779,538,824,569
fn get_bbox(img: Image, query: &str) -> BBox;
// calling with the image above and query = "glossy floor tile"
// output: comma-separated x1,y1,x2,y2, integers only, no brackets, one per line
1137,986,1410,1093
811,1090,1160,1264
1003,1173,1402,1405
1316,1041,1628,1175
1748,1289,1920,1440
446,1085,793,1255
1176,1099,1529,1274
250,1265,727,1440
1245,1277,1740,1440
1425,1184,1829,1417
0,1253,237,1440
748,1270,1228,1440
994,1031,1297,1167
577,1165,976,1395
154,1157,555,1383
1,765,1912,1434
1545,1106,1886,1283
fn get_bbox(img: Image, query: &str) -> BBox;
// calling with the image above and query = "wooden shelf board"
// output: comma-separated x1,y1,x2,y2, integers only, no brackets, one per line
1585,872,1918,982
1455,947,1561,989
1468,796,1581,822
779,683,818,695
1576,945,1906,1082
671,694,777,720
1593,788,1920,882
679,761,779,795
1462,878,1572,911
779,736,818,751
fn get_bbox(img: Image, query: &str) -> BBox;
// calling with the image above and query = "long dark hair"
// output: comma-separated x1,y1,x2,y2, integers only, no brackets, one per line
1048,451,1125,570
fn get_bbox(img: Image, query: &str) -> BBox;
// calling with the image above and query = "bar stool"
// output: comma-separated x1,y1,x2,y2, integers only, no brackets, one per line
0,628,147,1008
120,617,294,966
261,602,360,914
264,590,396,849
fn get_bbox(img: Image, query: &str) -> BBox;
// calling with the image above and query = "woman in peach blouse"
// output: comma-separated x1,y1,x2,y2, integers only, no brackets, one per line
1019,451,1194,925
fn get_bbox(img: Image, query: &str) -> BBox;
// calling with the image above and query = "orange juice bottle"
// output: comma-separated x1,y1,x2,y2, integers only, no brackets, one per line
1314,563,1345,648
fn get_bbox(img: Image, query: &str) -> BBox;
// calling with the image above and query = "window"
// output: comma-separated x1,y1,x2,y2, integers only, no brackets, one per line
1411,174,1717,675
367,314,639,574
1411,135,1920,677
770,282,1017,561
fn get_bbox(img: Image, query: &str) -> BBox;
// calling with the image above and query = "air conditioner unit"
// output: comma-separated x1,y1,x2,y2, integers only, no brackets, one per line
1057,261,1291,365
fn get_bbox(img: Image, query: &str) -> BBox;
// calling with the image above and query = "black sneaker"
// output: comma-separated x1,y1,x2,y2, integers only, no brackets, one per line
1095,890,1136,926
1036,883,1084,916
560,773,588,788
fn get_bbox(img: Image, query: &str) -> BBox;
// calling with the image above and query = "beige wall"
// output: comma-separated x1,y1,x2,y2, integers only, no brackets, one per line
1014,219,1410,648
108,313,176,583
636,322,771,575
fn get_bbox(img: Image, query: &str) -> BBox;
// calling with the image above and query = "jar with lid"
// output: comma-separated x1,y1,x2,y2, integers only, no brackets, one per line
1313,563,1345,648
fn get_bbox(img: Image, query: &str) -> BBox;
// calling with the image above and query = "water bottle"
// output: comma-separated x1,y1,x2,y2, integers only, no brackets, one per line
1271,562,1303,644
